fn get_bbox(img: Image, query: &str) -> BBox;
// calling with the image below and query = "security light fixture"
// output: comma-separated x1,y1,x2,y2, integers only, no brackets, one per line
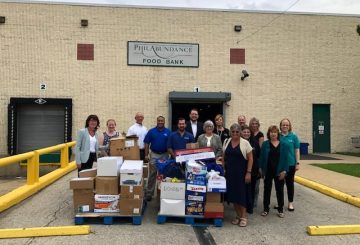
81,19,88,27
234,25,242,32
241,70,249,80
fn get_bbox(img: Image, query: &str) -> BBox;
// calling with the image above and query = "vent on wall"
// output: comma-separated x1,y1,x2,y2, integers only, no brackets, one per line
0,16,5,24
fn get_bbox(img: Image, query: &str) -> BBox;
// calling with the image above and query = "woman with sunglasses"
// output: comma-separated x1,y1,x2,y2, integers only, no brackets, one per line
259,125,289,218
222,123,253,227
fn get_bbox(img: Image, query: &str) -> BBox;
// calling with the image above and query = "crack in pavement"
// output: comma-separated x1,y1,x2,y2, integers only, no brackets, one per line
193,226,217,245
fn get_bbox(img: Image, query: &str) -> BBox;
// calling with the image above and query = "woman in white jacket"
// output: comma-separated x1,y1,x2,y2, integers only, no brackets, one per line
75,114,100,174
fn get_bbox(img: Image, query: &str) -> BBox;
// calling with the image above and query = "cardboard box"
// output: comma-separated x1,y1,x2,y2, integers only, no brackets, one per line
120,180,144,199
205,202,224,212
160,199,185,216
186,190,206,202
160,182,186,200
119,198,143,215
96,176,119,194
186,161,207,175
73,189,94,212
120,160,143,186
186,172,207,186
79,168,97,178
70,177,94,190
94,194,119,213
204,202,224,218
97,156,123,177
207,178,227,193
186,143,199,149
206,192,222,203
110,136,140,160
185,201,205,215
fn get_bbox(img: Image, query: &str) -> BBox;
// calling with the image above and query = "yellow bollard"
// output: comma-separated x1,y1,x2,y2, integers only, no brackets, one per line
60,144,69,168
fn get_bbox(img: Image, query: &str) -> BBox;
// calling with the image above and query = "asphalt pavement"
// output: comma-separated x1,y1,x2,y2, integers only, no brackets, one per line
0,154,359,244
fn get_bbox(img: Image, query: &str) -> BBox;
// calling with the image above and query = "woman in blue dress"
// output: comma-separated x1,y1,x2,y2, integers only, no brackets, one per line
223,123,253,227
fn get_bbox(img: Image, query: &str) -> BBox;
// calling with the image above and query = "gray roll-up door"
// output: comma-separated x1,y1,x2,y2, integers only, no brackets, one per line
17,104,65,153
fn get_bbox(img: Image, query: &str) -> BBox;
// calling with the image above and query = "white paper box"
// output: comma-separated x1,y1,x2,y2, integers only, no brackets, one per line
176,152,215,162
97,157,123,177
120,160,143,185
207,179,227,193
186,184,207,193
160,182,186,200
160,199,185,216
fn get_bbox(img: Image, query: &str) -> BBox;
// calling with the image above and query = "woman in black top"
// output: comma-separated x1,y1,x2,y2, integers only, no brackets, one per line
213,114,230,144
249,117,264,209
241,125,260,214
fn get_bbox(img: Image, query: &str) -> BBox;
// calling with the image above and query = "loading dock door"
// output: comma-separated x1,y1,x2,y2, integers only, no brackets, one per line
17,104,65,153
169,92,231,130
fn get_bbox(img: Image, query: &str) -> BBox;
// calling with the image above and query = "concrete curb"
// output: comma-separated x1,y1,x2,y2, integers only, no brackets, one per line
0,225,90,239
0,162,77,212
295,176,360,208
307,225,360,235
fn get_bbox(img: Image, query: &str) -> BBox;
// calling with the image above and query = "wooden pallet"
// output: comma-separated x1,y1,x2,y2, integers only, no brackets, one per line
74,201,146,225
75,213,143,225
157,214,223,227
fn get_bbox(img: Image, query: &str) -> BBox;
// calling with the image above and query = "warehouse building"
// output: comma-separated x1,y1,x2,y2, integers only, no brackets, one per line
0,1,359,157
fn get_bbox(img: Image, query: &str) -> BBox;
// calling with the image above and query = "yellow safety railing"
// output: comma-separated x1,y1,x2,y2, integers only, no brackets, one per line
0,142,77,212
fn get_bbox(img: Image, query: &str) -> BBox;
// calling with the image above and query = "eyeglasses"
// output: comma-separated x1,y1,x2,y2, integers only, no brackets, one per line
231,131,240,133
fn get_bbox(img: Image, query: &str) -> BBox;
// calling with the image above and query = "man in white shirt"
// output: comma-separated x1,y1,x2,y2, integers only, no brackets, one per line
127,112,148,160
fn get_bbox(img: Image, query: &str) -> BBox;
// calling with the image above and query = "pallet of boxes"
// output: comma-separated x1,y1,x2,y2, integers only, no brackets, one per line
70,136,148,225
157,145,226,227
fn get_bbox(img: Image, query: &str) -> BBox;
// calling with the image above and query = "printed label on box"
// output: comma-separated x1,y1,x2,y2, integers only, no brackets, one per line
125,140,135,147
186,184,207,193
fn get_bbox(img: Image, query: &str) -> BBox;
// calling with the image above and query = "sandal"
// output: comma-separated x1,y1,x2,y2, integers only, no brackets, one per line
261,211,269,216
278,212,285,218
231,216,240,225
239,218,247,227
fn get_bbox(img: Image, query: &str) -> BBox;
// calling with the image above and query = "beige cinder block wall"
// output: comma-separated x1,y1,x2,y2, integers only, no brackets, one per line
0,2,359,155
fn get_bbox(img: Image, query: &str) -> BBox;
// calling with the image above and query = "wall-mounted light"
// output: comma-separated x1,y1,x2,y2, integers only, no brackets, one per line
81,19,88,27
234,25,242,32
0,16,5,24
357,25,360,35
241,70,249,80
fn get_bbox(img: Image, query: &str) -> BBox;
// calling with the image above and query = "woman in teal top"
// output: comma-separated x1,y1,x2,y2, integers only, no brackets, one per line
259,125,289,217
280,118,300,211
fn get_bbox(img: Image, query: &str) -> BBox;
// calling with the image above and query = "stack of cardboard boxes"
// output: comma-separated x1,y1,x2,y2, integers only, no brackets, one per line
70,136,148,216
205,173,226,218
158,146,226,218
94,157,123,213
119,160,144,215
185,161,207,215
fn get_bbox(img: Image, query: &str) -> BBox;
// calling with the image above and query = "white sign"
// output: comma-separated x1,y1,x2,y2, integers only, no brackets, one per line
128,41,199,67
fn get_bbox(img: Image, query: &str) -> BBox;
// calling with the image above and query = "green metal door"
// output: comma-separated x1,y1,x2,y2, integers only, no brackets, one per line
312,104,331,153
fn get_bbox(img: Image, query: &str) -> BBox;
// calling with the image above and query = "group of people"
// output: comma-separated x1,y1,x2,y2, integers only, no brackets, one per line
75,109,300,227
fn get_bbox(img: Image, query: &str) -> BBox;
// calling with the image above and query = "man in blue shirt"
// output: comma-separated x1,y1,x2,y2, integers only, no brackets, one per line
167,117,195,159
144,116,171,201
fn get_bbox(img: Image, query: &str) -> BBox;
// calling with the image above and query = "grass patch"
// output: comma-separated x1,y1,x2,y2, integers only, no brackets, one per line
311,163,360,178
336,152,360,157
